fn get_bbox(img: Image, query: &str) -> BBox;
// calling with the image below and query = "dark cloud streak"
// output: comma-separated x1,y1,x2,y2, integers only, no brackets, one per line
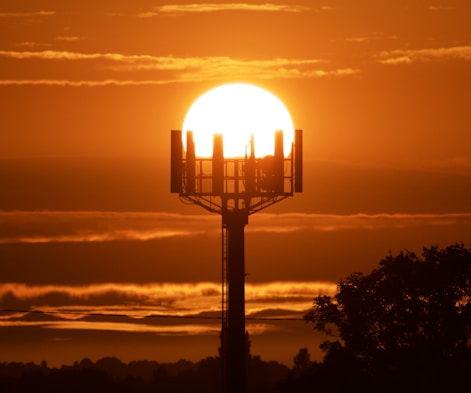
2,210,471,244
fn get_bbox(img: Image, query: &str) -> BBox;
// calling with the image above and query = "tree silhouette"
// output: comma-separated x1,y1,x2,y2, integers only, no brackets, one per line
0,354,288,393
304,243,471,392
292,347,312,376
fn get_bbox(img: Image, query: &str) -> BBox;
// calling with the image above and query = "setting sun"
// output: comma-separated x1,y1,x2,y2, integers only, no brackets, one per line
182,83,295,158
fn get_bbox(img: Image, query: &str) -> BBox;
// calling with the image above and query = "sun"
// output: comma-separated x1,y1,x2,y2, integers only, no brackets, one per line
182,83,295,158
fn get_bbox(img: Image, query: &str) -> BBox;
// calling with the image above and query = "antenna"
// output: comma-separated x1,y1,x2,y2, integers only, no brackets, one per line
171,129,303,393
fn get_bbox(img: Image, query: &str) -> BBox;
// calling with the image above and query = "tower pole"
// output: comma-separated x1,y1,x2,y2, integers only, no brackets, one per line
171,127,302,393
223,209,248,393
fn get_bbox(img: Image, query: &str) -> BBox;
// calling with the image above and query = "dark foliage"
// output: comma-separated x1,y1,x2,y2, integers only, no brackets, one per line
285,243,471,393
0,354,289,393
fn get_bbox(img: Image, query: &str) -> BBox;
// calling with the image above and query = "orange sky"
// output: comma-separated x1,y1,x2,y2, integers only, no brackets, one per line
1,1,471,367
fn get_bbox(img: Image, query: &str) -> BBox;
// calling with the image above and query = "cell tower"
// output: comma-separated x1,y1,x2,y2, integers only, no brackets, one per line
171,128,302,393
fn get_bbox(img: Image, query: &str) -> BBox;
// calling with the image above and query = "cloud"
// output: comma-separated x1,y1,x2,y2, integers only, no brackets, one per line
0,281,335,335
16,42,52,48
1,211,471,244
0,211,219,243
0,79,179,87
138,3,309,17
379,45,471,65
345,32,398,43
248,212,471,233
0,50,357,85
0,50,154,61
57,321,222,335
0,11,55,18
245,281,336,314
55,36,86,42
428,5,456,11
0,50,320,70
0,282,226,316
0,281,334,309
166,58,357,82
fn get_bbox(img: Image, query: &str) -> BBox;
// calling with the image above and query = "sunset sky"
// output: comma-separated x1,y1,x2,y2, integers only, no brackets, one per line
1,1,471,367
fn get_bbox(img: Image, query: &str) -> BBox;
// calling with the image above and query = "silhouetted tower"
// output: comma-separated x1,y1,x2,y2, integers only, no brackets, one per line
171,129,303,393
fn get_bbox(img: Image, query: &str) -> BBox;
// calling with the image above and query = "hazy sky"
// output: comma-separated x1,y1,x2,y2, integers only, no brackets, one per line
1,1,471,366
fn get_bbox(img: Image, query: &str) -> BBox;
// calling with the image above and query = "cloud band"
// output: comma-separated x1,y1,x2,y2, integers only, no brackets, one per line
1,211,471,244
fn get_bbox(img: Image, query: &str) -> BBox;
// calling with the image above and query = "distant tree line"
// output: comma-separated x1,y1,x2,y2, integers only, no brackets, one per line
0,354,289,393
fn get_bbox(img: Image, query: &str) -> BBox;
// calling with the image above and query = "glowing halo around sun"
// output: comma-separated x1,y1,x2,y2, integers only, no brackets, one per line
182,83,295,158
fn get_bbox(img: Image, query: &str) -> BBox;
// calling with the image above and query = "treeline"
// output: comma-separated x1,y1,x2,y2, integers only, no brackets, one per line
0,355,289,393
